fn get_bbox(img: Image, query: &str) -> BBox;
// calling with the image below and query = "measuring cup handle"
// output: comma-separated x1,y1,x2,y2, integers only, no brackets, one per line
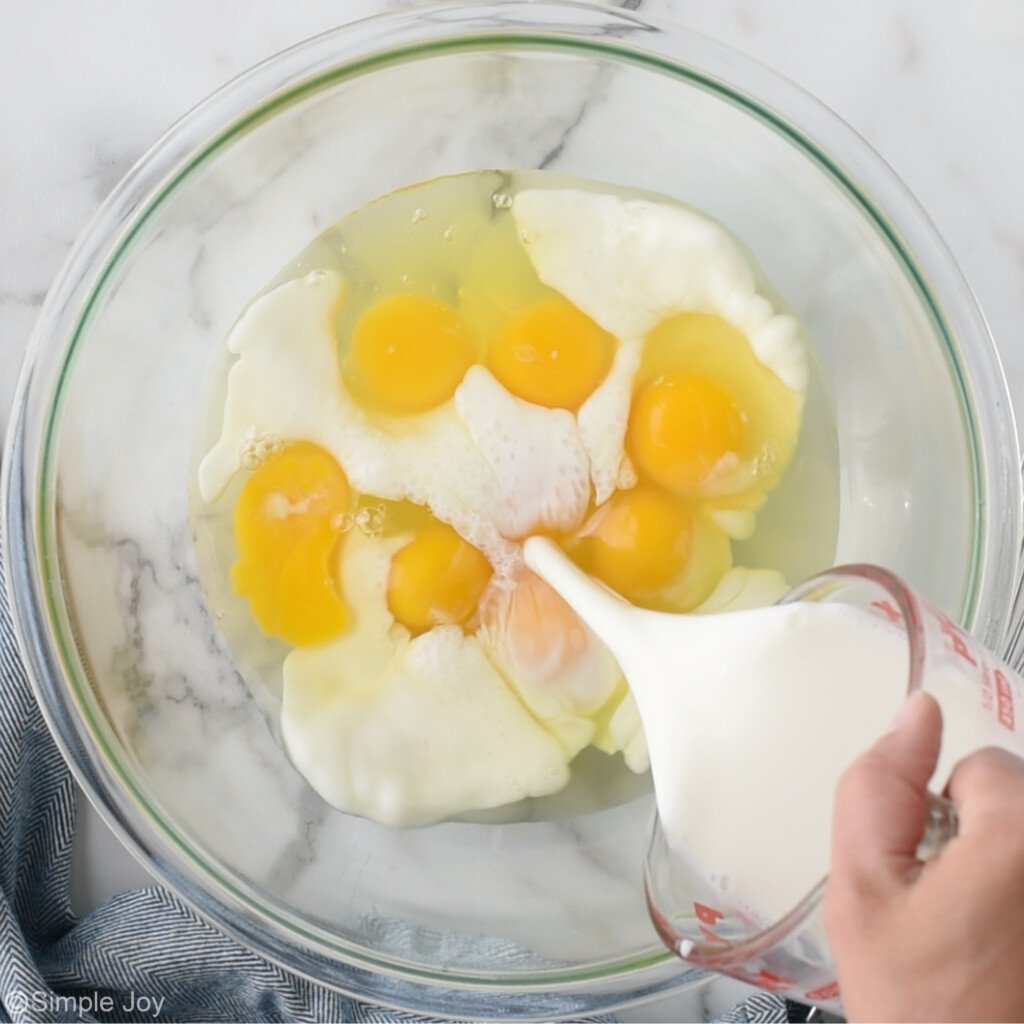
916,791,959,861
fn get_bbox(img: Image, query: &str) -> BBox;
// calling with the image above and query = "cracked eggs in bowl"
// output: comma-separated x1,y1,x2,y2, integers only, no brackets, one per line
3,3,1019,1019
194,171,813,829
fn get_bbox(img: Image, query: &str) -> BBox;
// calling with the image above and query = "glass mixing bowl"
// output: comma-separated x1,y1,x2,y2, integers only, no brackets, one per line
3,2,1021,1018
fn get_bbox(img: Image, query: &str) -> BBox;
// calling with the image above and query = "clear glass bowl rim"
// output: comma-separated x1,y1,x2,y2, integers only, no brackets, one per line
3,1,1021,1018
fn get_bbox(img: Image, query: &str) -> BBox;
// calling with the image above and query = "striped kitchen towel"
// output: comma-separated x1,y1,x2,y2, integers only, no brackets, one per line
0,538,788,1023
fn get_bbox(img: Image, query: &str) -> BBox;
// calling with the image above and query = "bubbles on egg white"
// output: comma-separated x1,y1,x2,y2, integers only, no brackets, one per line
346,504,386,538
239,430,283,470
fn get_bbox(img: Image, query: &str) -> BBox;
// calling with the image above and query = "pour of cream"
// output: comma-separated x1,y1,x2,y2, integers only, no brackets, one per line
524,537,1020,925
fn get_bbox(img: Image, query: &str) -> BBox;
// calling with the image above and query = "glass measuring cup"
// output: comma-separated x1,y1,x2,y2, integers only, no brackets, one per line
644,563,1024,1014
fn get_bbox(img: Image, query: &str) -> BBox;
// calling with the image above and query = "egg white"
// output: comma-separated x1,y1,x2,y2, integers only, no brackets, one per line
455,365,591,542
577,335,643,505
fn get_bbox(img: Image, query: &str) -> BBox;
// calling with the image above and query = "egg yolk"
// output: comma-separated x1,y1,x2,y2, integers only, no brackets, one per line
232,442,352,646
488,299,614,410
388,523,493,635
490,570,590,682
585,488,692,601
627,372,746,495
347,293,474,414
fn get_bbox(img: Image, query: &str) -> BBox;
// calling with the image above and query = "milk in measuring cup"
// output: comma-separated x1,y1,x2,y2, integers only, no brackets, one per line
523,538,1024,928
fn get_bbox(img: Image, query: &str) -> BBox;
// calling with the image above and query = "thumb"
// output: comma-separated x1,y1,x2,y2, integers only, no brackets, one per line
830,690,943,897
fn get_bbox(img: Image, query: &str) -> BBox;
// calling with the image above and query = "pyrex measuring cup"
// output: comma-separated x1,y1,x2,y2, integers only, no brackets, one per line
644,563,1024,1013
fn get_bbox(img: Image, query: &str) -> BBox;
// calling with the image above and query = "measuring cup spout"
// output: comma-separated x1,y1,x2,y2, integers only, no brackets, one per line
523,536,644,657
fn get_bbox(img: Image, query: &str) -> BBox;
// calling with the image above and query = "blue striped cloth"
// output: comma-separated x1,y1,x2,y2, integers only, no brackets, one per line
0,538,787,1023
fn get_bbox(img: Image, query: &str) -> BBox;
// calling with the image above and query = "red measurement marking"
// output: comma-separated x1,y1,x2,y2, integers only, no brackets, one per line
980,664,995,710
805,980,840,1002
747,969,797,992
871,599,902,624
937,611,978,667
694,902,724,927
995,669,1015,731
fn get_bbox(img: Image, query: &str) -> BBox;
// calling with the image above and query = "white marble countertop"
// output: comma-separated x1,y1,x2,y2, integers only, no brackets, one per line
2,2,1023,1020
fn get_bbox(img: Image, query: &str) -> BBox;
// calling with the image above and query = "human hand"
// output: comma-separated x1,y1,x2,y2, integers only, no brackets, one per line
824,690,1024,1023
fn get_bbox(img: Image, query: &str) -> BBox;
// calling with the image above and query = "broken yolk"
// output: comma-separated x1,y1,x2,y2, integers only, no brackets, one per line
346,293,474,414
232,442,352,646
585,487,693,602
627,372,746,495
387,522,493,635
488,299,614,410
